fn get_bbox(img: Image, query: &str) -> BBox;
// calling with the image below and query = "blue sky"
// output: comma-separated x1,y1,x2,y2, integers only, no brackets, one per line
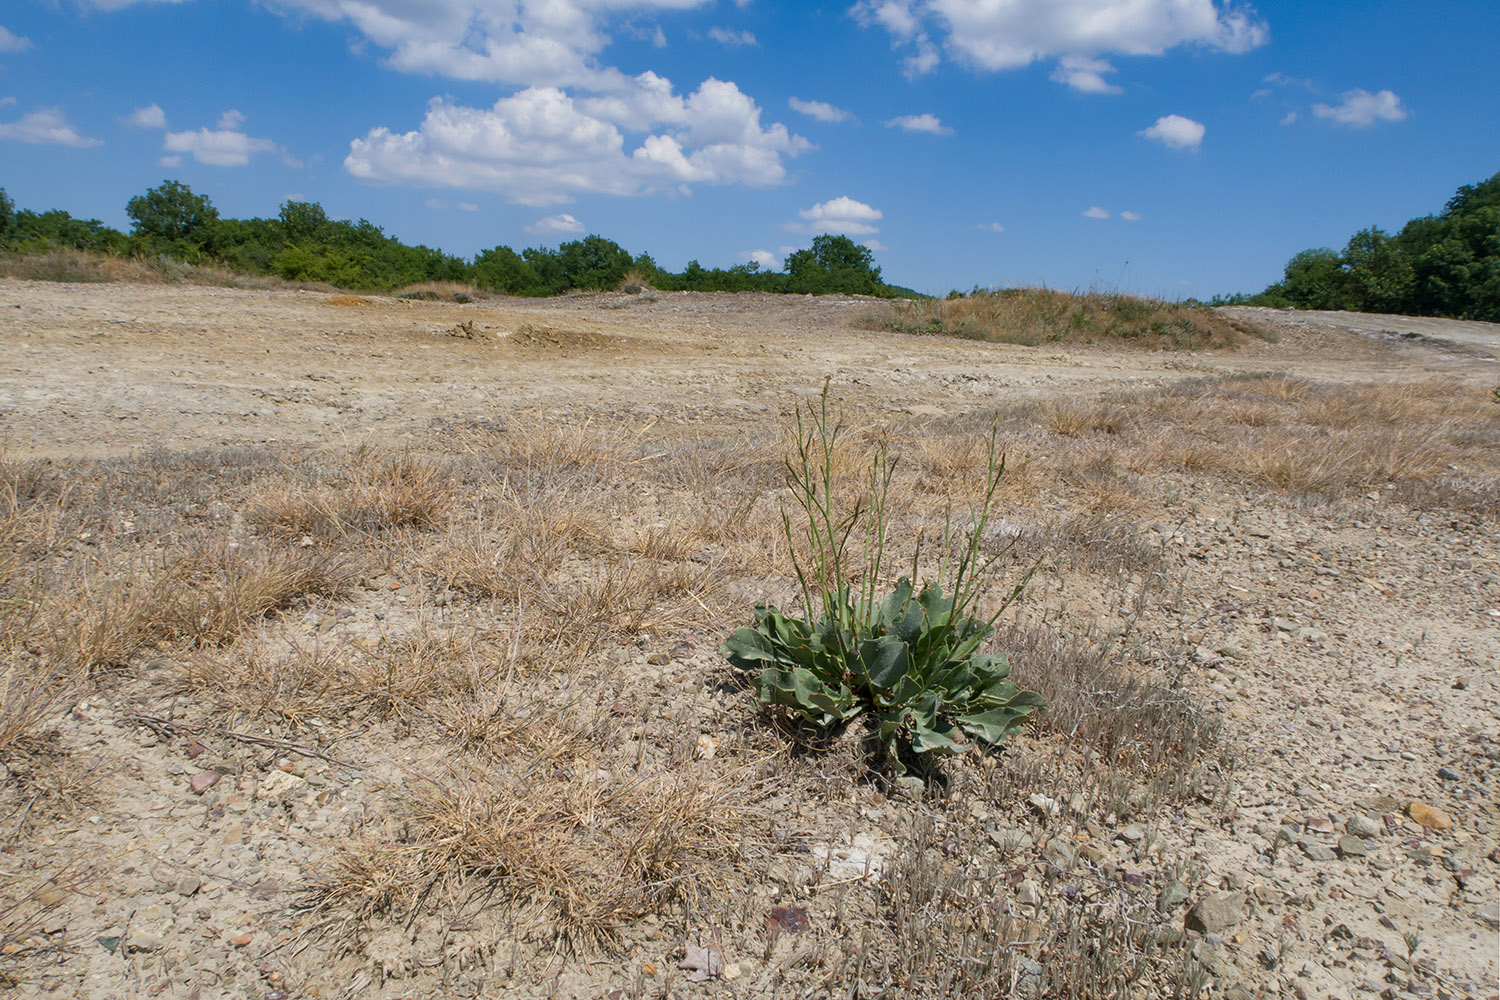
1,1,1495,297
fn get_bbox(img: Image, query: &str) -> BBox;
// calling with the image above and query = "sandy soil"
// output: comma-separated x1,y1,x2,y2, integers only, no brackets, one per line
0,280,1496,1000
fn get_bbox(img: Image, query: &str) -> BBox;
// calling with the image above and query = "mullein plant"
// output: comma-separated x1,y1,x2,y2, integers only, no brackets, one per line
723,386,1044,773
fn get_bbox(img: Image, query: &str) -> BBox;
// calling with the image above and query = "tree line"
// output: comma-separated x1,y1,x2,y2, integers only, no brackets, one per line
0,180,912,299
1241,171,1499,321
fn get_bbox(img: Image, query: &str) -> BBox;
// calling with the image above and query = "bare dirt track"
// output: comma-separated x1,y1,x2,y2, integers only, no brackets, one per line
1,280,1497,1000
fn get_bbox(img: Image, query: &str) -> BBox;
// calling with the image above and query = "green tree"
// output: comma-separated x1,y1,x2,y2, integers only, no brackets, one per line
0,187,14,243
278,200,329,243
556,234,634,290
7,208,128,254
1272,247,1349,309
785,234,883,295
126,180,220,248
473,245,545,296
1342,227,1414,313
1251,172,1499,321
630,251,663,286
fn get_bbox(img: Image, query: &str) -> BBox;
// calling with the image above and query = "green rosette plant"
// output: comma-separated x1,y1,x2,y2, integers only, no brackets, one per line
723,385,1044,772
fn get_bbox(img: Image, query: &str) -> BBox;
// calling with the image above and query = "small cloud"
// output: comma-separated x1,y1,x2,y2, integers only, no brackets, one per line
425,198,449,210
793,195,883,236
788,97,854,124
1083,206,1110,220
977,222,1005,233
158,154,182,167
1312,88,1407,128
0,106,102,148
902,36,940,79
740,249,779,270
622,22,668,47
0,96,16,107
1250,87,1272,100
1138,114,1205,151
526,213,585,235
0,24,33,53
163,110,284,167
883,113,952,135
1280,111,1298,126
707,26,757,47
1263,72,1316,91
1120,211,1141,221
1051,55,1121,94
456,201,478,212
865,238,888,252
166,129,275,167
123,103,166,129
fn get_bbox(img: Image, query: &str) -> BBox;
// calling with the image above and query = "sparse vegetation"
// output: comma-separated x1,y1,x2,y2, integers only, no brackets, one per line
867,286,1274,348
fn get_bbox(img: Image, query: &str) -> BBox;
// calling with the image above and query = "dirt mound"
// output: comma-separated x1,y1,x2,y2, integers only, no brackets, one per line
504,322,616,353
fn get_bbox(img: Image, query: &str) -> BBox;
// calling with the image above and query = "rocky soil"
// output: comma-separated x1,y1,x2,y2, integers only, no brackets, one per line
0,280,1496,1000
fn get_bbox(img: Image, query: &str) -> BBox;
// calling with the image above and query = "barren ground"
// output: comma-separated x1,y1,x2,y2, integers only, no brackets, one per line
1,281,1497,1000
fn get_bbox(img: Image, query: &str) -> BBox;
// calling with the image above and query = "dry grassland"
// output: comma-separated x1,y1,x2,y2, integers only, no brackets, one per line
1,284,1497,999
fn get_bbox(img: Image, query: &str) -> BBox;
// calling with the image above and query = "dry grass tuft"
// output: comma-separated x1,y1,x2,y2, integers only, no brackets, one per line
36,537,357,681
1001,624,1222,802
393,280,485,303
250,451,455,538
313,755,756,947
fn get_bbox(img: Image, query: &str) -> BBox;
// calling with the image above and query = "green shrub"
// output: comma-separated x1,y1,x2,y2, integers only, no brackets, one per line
722,388,1044,773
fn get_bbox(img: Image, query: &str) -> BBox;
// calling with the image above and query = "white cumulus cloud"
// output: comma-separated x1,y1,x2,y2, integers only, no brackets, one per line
707,26,757,46
884,112,952,135
1312,88,1407,128
346,78,811,205
1051,55,1121,94
1120,210,1141,221
227,3,808,206
1138,113,1205,151
852,0,1266,83
1082,206,1110,219
740,249,779,270
526,213,586,234
261,0,713,90
792,196,884,236
0,107,102,148
977,222,1005,232
0,25,33,52
123,103,167,129
789,97,853,123
164,110,289,167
